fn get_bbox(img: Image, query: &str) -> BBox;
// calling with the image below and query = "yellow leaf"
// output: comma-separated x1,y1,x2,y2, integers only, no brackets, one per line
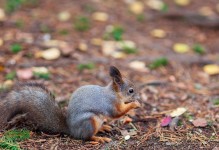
203,64,219,75
41,48,61,60
129,1,144,14
92,12,109,22
174,0,190,6
170,107,187,117
173,43,190,53
150,29,166,38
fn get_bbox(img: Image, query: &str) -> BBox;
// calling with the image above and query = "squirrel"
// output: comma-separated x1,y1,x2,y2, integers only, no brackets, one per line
0,66,141,143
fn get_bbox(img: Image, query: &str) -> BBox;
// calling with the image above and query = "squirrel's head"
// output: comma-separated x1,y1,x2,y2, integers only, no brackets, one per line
109,66,140,103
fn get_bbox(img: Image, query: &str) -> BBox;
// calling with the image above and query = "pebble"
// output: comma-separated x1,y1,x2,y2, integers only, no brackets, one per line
92,12,109,22
124,135,131,140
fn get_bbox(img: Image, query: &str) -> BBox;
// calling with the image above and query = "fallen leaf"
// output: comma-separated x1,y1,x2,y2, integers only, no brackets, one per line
129,1,144,14
173,43,190,53
203,64,219,75
150,29,166,38
192,118,208,127
111,51,127,59
3,80,14,88
146,0,164,11
120,130,129,136
0,8,6,21
41,48,61,60
91,38,102,46
129,61,148,72
78,42,88,52
174,0,190,6
58,11,71,22
0,38,3,46
43,40,66,48
16,32,34,44
170,107,187,117
92,12,109,22
199,6,215,16
32,67,49,74
16,68,33,80
217,4,219,13
101,41,117,56
161,116,172,127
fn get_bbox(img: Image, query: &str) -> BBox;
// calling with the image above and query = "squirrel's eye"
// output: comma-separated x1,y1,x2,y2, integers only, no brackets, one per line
129,88,134,94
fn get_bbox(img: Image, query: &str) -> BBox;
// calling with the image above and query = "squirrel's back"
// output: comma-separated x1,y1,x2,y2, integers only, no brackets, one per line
0,83,68,133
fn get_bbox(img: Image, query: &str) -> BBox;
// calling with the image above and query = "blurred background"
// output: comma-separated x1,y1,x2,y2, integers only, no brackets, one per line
0,0,219,149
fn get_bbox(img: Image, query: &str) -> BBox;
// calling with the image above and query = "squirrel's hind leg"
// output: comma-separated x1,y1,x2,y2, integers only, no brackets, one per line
89,116,112,144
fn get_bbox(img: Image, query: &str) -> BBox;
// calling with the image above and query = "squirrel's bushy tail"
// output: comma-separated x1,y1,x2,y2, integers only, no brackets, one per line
0,83,68,134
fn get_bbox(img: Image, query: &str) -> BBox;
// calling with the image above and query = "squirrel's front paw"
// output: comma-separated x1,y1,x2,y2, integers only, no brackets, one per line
132,101,141,109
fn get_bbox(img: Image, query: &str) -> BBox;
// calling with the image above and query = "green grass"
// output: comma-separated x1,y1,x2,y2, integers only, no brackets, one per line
77,63,95,71
59,29,69,35
33,72,50,80
136,14,145,22
161,3,169,12
15,19,24,28
6,71,16,80
192,44,206,55
5,0,38,13
111,26,124,41
103,25,125,41
74,16,90,32
148,57,168,69
40,24,52,33
213,99,219,106
0,129,30,150
10,44,22,53
122,46,138,54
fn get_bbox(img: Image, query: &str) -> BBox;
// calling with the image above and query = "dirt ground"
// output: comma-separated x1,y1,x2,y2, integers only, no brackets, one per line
0,0,219,149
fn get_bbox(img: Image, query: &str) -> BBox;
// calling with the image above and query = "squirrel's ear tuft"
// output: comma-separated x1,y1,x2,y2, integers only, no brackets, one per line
109,66,122,78
109,66,124,87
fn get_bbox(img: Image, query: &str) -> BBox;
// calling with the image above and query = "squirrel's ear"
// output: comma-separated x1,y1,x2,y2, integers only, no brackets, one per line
109,66,124,86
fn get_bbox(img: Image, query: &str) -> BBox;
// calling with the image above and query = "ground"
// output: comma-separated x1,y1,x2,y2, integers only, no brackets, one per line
0,0,219,149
